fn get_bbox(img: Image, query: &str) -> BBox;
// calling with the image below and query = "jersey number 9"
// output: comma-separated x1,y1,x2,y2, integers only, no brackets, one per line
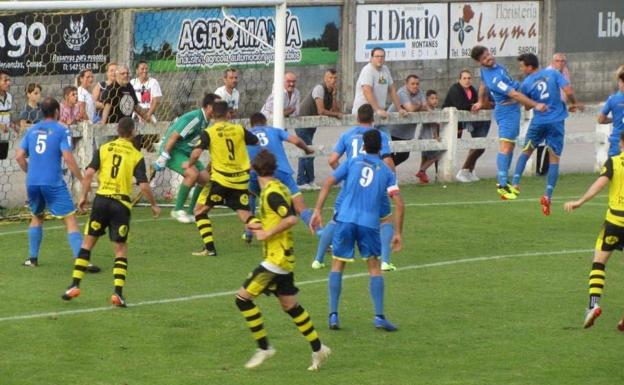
359,166,374,187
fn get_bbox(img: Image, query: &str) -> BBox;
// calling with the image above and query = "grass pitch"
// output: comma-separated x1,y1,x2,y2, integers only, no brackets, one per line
1,173,623,385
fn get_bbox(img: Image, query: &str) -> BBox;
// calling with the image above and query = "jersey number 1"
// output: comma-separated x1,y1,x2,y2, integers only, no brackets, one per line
111,154,122,178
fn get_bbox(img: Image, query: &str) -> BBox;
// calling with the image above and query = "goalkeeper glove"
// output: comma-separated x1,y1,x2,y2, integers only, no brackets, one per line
154,151,170,171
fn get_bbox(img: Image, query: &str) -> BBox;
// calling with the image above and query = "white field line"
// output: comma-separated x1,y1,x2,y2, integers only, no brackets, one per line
0,194,605,237
0,248,591,323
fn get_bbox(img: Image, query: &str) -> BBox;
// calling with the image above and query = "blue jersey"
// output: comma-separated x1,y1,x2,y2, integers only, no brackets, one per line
520,68,569,124
601,91,624,143
333,154,399,229
480,63,520,106
19,120,72,186
247,125,293,175
333,125,391,161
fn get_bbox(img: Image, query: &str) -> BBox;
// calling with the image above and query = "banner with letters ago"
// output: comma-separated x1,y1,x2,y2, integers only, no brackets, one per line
449,2,539,58
0,11,111,76
133,7,341,71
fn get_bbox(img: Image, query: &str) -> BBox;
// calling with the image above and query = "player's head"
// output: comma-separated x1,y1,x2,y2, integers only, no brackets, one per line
426,90,439,109
357,104,374,125
25,83,42,103
223,68,238,89
252,149,277,177
0,70,10,92
363,129,382,155
459,69,472,88
201,93,220,116
249,112,267,127
370,47,385,68
135,60,149,79
405,74,420,94
41,97,60,120
470,45,494,67
324,69,337,89
117,117,135,138
212,101,229,120
517,53,539,75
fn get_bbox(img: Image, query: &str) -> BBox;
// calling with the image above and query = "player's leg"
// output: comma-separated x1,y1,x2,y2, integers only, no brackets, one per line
110,241,129,307
511,122,541,190
185,162,208,217
167,152,198,223
241,173,260,243
192,184,218,256
495,107,520,199
328,221,353,329
380,197,395,271
312,218,335,269
540,122,564,216
24,185,45,267
62,234,100,301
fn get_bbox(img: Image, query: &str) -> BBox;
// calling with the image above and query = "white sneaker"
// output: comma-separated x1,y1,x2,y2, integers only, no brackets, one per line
308,344,331,371
308,182,321,191
170,209,193,224
583,305,602,329
298,183,311,191
455,169,472,183
245,346,276,369
311,260,325,270
470,170,480,181
381,262,397,271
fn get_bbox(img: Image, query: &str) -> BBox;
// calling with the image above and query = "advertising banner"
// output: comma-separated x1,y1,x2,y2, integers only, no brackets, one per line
355,3,448,62
449,2,539,59
134,7,341,71
0,11,111,76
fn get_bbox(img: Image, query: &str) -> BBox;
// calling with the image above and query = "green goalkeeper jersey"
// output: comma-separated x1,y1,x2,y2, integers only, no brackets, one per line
161,108,208,155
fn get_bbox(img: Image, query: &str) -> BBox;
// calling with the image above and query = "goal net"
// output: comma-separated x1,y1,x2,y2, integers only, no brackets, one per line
0,0,288,221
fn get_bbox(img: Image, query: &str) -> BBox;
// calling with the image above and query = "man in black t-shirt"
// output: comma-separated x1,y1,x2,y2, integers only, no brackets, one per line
101,65,146,124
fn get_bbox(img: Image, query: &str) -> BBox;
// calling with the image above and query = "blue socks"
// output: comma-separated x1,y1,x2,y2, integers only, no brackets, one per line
67,231,83,258
315,220,335,263
546,163,559,199
380,223,394,264
28,226,43,259
300,208,312,227
370,275,385,316
328,271,343,314
496,152,513,186
512,152,530,186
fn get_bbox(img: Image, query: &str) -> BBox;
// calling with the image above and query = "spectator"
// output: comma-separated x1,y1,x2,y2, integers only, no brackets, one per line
296,68,342,190
215,68,240,117
0,70,13,133
351,47,407,118
60,86,82,127
101,65,145,124
443,69,490,182
92,62,117,118
130,60,162,123
77,69,96,122
415,90,444,184
261,71,300,122
19,83,43,131
387,74,428,166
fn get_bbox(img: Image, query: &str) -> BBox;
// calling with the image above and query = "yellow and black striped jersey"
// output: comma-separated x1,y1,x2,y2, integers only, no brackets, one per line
197,120,259,189
259,179,296,272
88,137,147,209
601,154,624,226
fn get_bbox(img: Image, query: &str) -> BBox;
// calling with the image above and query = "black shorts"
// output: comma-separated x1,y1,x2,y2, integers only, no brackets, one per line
200,181,250,211
242,265,299,297
595,220,624,252
85,195,131,243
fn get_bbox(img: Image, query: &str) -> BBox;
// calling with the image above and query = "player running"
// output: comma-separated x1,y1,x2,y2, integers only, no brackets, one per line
310,129,404,331
61,117,160,307
235,149,330,370
311,104,398,272
154,93,220,223
15,97,100,273
511,53,583,215
564,131,624,330
598,71,624,157
470,45,547,200
185,101,259,256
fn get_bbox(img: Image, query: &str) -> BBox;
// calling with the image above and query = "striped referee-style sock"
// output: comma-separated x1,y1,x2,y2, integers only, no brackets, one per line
286,304,322,352
195,213,215,252
71,248,91,287
113,257,128,295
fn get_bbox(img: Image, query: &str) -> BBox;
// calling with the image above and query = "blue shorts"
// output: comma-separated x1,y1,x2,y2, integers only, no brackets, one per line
334,192,391,219
249,170,300,196
27,184,75,217
332,221,381,260
523,120,565,156
494,103,521,142
608,138,621,157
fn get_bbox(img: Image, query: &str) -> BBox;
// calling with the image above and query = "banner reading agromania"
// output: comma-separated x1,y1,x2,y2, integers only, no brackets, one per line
0,11,111,76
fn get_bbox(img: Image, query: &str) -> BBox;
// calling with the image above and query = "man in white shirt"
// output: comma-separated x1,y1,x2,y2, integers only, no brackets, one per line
215,68,240,117
352,47,406,118
0,71,13,133
130,60,162,123
261,71,300,123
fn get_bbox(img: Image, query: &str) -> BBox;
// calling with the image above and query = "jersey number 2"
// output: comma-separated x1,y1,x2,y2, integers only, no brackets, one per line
536,81,550,100
110,154,122,178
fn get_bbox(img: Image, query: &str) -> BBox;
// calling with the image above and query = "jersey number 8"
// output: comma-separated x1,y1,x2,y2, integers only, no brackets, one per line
111,154,123,178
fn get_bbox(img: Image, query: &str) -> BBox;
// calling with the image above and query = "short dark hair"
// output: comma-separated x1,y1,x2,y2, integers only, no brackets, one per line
249,112,267,127
41,97,59,118
223,68,237,77
470,45,488,61
371,47,385,57
363,129,382,155
0,70,9,80
212,101,229,118
406,74,419,82
517,53,539,69
357,104,374,124
252,149,277,177
201,93,220,108
25,83,41,94
426,89,438,97
618,71,624,83
135,60,148,69
117,117,135,138
63,85,77,98
325,68,337,75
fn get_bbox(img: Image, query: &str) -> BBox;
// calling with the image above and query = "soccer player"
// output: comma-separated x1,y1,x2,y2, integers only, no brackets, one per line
511,53,583,215
244,112,315,241
564,131,624,330
235,149,330,370
154,93,220,223
598,71,624,157
310,129,404,331
15,97,99,273
311,104,398,272
61,117,160,307
184,101,259,256
470,45,547,200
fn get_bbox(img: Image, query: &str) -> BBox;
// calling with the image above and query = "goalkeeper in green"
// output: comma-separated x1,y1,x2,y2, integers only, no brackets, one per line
154,93,220,223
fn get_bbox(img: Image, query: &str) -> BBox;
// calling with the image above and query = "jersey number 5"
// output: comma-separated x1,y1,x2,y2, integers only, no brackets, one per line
35,134,47,154
111,154,123,178
359,166,374,187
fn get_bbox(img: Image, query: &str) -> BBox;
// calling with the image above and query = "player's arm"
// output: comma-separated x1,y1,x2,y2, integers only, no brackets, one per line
78,167,96,212
286,134,314,155
598,100,612,124
328,152,341,170
508,89,547,112
382,155,396,172
390,188,404,252
565,158,612,211
253,192,297,240
562,85,583,111
134,158,161,217
309,175,337,233
471,83,487,112
185,131,208,169
244,128,260,145
598,114,612,124
154,131,181,171
15,148,28,173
